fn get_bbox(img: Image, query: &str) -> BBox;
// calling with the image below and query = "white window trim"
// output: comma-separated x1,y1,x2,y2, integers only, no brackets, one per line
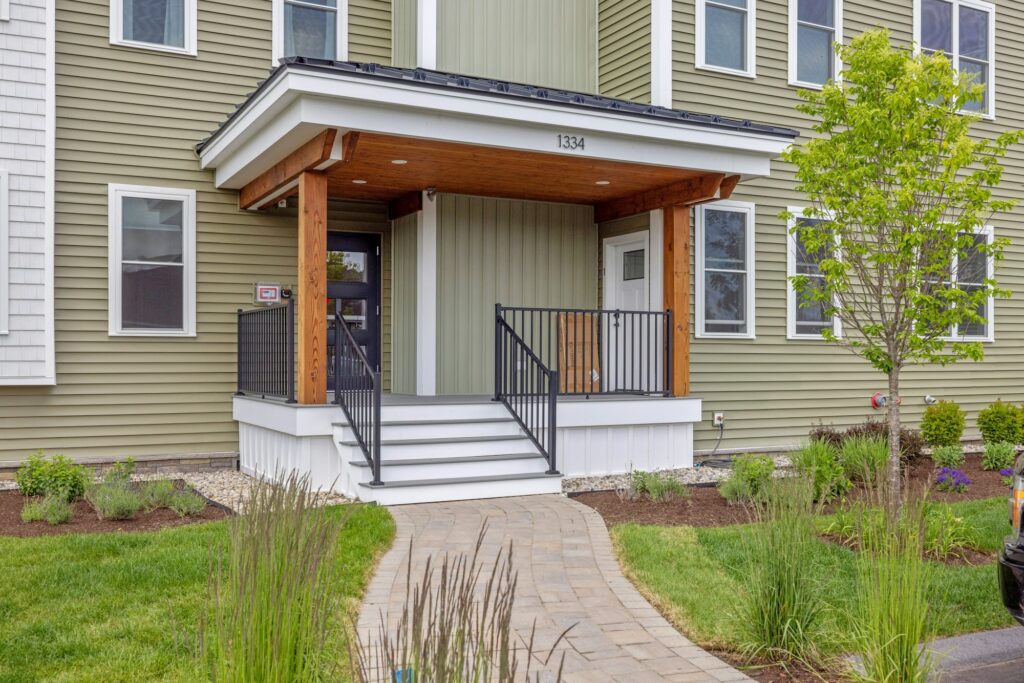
786,207,842,340
942,224,995,343
787,0,843,89
695,200,757,339
695,0,757,79
912,0,996,120
0,0,10,22
109,0,197,56
108,184,196,337
271,0,349,66
0,170,8,335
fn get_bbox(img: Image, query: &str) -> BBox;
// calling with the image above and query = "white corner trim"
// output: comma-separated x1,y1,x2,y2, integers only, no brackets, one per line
787,0,843,89
415,191,437,395
785,206,842,341
649,210,664,312
0,170,8,336
695,0,757,79
695,200,757,340
107,184,197,338
0,0,9,22
43,0,55,381
650,0,673,107
272,0,349,65
416,0,437,69
109,0,198,56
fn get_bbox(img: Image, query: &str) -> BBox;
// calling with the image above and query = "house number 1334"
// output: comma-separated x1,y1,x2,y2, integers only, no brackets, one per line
557,134,585,150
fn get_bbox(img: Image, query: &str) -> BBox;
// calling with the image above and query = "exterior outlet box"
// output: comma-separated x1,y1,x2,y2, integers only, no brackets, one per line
712,412,725,427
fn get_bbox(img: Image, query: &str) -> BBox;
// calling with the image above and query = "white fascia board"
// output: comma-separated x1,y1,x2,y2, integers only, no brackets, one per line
201,69,794,189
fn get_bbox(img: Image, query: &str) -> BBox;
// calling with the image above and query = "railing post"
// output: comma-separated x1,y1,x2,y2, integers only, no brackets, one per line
547,370,559,475
665,308,674,397
235,309,245,396
371,371,382,486
494,303,503,401
286,300,297,403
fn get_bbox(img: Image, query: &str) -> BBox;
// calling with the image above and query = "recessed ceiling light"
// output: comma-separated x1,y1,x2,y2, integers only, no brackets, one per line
352,179,368,184
595,180,611,186
391,159,408,165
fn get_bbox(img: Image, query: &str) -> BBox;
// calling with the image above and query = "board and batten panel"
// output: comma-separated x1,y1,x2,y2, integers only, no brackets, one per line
598,0,651,101
436,0,598,92
391,0,416,68
672,0,1024,452
347,0,391,63
0,0,52,384
391,212,417,394
436,194,598,395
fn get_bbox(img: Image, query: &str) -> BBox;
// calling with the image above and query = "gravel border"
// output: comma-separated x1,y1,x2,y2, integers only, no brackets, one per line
561,454,794,494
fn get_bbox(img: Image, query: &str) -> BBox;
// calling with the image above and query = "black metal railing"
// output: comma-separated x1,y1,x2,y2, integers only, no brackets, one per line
495,314,559,475
496,305,673,397
236,301,296,402
333,304,382,486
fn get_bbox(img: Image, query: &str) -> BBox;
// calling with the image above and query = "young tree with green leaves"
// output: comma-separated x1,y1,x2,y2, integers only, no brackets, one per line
783,28,1022,507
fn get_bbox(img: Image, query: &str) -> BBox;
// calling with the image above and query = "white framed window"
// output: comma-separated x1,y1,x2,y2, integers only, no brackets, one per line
696,0,757,78
914,0,996,118
941,226,994,342
788,0,842,88
786,208,841,340
696,201,756,339
272,0,348,64
108,184,196,337
109,0,197,55
0,170,8,335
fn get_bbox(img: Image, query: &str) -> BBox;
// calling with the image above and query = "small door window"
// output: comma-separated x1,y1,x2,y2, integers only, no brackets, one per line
623,249,646,281
327,251,368,283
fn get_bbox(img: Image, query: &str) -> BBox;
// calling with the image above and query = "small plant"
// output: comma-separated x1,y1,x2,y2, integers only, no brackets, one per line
977,400,1022,445
791,440,850,503
931,444,965,469
982,442,1016,472
21,491,73,525
842,420,925,461
720,454,775,504
1002,468,1015,487
140,479,177,510
935,467,971,494
808,422,843,447
920,401,965,448
924,506,973,561
15,451,90,501
104,457,136,485
628,470,689,503
169,489,205,517
85,482,143,520
838,435,888,484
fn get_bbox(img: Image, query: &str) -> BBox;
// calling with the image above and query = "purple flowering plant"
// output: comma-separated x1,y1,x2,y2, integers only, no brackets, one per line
936,467,971,493
1001,468,1015,487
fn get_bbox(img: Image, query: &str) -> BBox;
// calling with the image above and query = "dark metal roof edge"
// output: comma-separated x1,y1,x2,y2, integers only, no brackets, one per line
196,58,799,155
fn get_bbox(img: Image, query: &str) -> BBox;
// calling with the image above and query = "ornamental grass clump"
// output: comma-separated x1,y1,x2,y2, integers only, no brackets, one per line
982,442,1017,472
20,491,73,525
627,470,689,503
201,472,342,683
353,526,572,683
720,454,775,504
838,436,888,484
736,477,821,662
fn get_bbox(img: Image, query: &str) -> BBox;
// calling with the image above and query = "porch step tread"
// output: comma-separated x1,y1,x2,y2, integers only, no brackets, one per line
333,417,514,428
358,471,561,489
339,434,529,447
348,452,543,467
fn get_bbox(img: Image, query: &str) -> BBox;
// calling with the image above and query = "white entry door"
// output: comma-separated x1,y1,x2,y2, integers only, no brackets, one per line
604,234,660,393
605,234,650,312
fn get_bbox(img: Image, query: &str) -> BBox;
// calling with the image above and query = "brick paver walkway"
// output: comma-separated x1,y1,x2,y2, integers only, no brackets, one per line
357,495,750,682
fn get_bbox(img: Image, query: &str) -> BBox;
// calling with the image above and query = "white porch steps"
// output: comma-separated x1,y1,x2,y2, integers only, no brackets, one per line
331,399,562,505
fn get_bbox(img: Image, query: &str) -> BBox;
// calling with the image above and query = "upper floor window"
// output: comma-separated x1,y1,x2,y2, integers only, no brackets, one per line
108,185,196,337
915,0,995,117
696,201,756,338
696,0,756,78
789,0,842,88
110,0,197,55
787,210,840,339
273,0,347,63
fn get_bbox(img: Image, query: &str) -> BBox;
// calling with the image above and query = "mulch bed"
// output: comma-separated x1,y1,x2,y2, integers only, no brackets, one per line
0,480,229,538
572,454,1009,529
714,651,840,682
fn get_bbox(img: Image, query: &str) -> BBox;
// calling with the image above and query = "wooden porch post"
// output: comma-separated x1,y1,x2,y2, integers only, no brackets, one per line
297,171,328,404
663,205,690,397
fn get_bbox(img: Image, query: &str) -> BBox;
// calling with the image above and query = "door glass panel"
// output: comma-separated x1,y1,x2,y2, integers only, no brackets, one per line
623,249,645,281
326,250,368,282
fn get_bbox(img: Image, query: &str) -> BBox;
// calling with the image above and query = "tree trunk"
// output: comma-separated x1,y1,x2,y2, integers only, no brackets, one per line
887,369,903,510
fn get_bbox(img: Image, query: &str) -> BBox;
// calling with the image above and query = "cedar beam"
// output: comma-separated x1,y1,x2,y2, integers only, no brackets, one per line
594,173,725,223
689,174,741,207
388,191,423,220
297,171,328,404
664,205,690,397
240,130,359,210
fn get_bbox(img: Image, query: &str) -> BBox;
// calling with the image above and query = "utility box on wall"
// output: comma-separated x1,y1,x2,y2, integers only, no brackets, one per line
253,283,281,306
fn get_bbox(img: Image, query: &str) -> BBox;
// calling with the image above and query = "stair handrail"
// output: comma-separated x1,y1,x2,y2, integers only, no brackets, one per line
333,307,382,486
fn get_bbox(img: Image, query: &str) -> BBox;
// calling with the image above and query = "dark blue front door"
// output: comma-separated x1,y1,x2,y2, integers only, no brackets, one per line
327,232,381,391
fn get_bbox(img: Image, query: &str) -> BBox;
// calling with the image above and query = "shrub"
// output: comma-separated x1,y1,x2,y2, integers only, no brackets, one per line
85,482,143,520
839,420,925,461
16,452,90,501
935,467,971,494
920,401,965,448
808,422,843,447
104,458,136,485
720,454,775,504
140,479,177,510
838,436,888,484
628,470,689,503
791,440,850,503
169,489,206,517
983,442,1017,472
977,400,1022,445
931,445,965,469
21,492,73,525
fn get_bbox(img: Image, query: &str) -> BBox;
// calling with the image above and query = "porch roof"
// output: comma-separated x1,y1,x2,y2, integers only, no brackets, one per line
196,60,798,217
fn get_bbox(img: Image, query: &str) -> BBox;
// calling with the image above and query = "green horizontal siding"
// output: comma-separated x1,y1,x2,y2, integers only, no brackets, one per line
348,0,392,63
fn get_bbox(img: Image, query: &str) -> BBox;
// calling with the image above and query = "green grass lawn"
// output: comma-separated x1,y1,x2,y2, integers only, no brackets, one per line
613,496,1013,658
0,504,395,683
